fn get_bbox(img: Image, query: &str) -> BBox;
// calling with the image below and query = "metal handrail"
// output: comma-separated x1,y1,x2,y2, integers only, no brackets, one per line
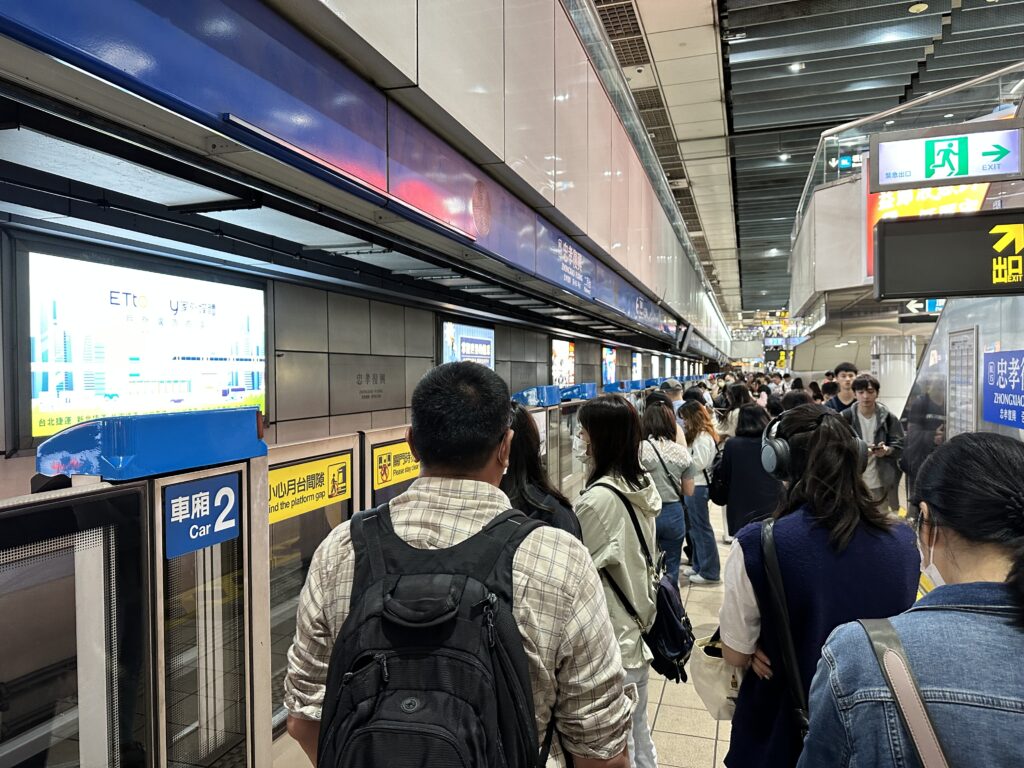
790,60,1024,248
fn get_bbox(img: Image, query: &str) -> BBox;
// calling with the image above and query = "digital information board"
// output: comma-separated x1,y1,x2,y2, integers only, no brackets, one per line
552,340,576,387
876,210,1024,300
29,252,266,437
602,347,617,385
441,321,495,368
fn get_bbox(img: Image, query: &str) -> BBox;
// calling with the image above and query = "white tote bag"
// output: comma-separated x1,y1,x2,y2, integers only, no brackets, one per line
688,629,744,720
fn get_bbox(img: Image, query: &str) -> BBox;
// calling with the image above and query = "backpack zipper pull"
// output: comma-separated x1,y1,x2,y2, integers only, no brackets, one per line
484,593,497,647
374,653,389,683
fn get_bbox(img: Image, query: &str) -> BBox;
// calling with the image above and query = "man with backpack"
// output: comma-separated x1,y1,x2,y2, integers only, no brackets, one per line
284,362,634,768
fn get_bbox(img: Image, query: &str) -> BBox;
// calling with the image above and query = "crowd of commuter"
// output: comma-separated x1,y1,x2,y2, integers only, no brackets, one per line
283,360,1024,768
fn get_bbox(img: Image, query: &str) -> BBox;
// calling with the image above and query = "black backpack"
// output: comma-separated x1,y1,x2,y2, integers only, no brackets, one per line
317,503,554,768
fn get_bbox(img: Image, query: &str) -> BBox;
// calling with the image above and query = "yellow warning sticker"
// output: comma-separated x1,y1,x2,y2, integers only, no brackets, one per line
269,453,352,524
371,440,420,491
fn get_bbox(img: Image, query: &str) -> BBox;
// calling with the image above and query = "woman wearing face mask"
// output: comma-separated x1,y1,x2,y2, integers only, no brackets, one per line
718,405,919,768
574,394,662,768
797,432,1024,767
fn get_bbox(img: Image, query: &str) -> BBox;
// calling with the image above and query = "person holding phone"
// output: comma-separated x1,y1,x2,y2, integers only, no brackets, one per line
841,374,904,512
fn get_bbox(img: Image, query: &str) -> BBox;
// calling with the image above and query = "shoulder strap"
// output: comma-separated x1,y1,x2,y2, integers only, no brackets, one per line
350,502,390,585
647,438,677,482
858,619,951,768
599,569,646,631
592,481,655,571
760,519,809,735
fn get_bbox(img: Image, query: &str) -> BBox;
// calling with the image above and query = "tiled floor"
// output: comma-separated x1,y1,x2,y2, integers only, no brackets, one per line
650,502,733,768
271,503,736,768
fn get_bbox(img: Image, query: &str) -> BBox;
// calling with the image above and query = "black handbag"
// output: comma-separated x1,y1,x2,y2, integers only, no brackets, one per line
593,483,695,682
708,444,728,506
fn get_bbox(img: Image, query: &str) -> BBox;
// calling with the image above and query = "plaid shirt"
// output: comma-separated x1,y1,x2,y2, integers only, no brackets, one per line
284,477,635,765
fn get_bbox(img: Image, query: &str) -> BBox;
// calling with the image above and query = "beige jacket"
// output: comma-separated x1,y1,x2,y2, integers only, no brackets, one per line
576,472,661,669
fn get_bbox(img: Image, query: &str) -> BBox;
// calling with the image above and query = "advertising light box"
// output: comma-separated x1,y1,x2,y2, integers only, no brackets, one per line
632,352,643,381
441,321,495,368
552,340,576,387
652,355,660,379
29,252,266,438
602,346,617,386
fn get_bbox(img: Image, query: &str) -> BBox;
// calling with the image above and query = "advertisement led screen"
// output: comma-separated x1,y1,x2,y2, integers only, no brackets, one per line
551,340,576,387
29,252,265,438
664,357,672,378
441,321,495,368
632,352,643,381
652,355,660,379
601,347,617,386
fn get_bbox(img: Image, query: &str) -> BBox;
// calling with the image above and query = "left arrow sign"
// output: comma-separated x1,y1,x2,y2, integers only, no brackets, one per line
905,300,923,314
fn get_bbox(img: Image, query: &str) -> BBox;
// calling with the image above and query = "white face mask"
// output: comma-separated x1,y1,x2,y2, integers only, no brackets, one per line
917,517,945,588
572,433,590,462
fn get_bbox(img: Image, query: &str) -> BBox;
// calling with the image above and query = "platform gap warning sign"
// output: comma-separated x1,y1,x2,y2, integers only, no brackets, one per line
269,453,352,524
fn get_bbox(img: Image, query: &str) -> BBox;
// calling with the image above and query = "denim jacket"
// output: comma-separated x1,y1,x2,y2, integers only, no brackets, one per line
796,582,1024,767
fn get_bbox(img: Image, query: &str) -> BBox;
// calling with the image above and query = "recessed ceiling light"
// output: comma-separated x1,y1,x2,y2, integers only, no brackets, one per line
884,119,896,125
778,153,791,161
788,62,806,73
944,113,955,118
908,2,929,12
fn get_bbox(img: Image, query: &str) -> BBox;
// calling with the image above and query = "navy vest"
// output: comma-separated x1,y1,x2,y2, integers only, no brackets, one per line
725,507,919,768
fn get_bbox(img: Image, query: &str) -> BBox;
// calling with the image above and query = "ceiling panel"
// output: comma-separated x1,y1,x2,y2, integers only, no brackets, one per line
658,54,723,84
669,101,725,124
663,79,724,107
720,0,1024,312
636,0,715,32
647,26,719,61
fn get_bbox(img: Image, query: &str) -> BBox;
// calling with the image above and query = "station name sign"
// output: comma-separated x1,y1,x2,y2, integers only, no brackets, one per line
876,209,1024,300
870,120,1022,193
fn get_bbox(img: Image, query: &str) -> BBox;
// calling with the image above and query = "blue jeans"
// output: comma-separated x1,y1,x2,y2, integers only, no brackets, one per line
684,486,720,581
656,500,686,585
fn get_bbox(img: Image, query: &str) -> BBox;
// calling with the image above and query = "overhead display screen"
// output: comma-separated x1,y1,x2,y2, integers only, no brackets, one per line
29,252,266,438
441,321,495,368
551,340,576,387
602,347,617,386
876,210,1024,300
632,352,643,381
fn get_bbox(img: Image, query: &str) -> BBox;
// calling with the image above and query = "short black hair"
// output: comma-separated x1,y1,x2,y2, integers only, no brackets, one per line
735,404,770,437
410,362,511,471
821,381,840,397
825,370,835,378
771,372,782,380
835,361,858,375
682,387,705,404
782,389,813,411
646,391,673,409
766,395,784,417
852,373,880,393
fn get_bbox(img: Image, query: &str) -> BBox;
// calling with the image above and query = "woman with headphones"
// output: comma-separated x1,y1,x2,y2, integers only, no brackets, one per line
716,404,920,768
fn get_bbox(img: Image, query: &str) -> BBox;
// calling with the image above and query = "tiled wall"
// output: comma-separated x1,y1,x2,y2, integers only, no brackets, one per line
269,282,434,444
